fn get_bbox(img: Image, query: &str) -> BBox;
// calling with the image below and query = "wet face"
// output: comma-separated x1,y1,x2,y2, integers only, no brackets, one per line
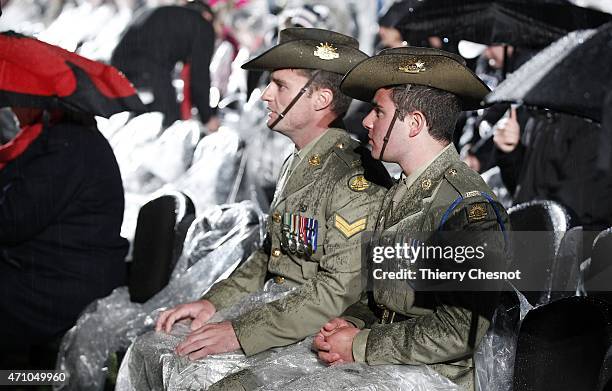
362,88,408,162
260,69,313,135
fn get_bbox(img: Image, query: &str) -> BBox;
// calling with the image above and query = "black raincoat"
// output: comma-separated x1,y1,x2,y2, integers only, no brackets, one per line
0,120,128,351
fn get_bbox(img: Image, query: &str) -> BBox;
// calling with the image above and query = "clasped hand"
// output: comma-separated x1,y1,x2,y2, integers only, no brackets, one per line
312,318,360,365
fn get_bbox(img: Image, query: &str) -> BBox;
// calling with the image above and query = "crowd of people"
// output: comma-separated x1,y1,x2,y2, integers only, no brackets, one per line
1,0,612,390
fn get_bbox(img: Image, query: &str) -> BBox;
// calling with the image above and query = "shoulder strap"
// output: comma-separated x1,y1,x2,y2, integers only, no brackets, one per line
437,191,508,247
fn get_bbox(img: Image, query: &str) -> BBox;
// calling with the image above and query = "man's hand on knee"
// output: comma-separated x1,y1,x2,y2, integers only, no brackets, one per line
155,299,216,333
176,321,240,360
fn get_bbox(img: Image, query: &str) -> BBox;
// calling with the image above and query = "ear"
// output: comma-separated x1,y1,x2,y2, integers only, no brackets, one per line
408,110,427,138
312,87,334,111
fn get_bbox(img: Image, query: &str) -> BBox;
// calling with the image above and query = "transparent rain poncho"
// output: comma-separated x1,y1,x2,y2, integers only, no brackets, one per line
140,120,202,184
114,282,295,391
115,280,464,391
170,127,244,213
38,1,118,53
116,305,460,391
56,201,265,391
109,112,165,195
117,117,244,245
474,289,534,391
249,362,460,391
209,338,461,391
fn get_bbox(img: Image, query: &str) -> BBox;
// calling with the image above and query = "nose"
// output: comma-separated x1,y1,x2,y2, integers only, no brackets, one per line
261,83,273,102
362,110,375,132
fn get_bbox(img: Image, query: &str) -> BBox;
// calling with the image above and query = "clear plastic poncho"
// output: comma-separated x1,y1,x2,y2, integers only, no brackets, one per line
115,281,464,391
56,201,265,391
114,282,295,390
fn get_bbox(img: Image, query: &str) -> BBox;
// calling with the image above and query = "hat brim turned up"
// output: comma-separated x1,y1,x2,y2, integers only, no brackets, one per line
241,28,368,75
341,47,490,110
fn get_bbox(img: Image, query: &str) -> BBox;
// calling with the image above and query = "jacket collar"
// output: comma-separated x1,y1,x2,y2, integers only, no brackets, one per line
275,128,349,205
384,145,459,228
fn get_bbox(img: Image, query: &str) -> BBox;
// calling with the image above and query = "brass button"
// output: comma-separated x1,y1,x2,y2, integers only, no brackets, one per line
448,168,457,176
274,275,285,284
421,178,432,190
336,142,345,149
308,154,321,166
272,212,281,223
272,248,281,257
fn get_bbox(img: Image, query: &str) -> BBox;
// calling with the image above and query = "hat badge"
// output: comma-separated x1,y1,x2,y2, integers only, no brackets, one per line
314,42,340,60
399,60,427,74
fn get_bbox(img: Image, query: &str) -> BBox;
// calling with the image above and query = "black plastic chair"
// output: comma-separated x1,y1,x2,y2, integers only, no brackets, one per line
128,191,195,303
508,200,571,232
507,200,571,305
584,228,612,305
598,345,612,391
546,226,593,302
513,296,612,391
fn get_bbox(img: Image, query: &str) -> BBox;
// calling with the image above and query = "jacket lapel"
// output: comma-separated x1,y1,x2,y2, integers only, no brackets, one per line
273,128,348,207
384,146,459,228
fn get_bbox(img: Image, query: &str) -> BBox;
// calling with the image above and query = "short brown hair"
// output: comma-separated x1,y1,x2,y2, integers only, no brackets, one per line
294,69,352,117
390,84,460,143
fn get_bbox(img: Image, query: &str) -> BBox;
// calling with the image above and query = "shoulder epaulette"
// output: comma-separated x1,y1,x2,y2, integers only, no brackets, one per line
332,137,361,167
443,162,487,200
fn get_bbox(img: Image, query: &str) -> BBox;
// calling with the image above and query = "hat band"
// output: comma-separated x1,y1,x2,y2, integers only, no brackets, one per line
270,70,321,129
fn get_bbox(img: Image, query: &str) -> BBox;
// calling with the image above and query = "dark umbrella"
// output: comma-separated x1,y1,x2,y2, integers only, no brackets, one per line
485,23,612,122
379,0,420,28
396,0,612,48
0,31,146,118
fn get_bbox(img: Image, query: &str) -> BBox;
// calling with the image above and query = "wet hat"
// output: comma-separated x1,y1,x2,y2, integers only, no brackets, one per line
341,46,490,110
241,27,368,75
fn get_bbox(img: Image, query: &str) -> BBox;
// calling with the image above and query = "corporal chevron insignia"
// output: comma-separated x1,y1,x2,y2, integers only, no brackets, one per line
334,214,367,239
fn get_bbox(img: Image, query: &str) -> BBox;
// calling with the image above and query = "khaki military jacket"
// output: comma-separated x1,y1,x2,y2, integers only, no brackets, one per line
202,128,391,356
347,146,509,391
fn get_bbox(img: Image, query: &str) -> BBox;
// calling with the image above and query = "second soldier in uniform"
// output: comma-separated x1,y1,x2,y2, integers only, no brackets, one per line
313,47,510,390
